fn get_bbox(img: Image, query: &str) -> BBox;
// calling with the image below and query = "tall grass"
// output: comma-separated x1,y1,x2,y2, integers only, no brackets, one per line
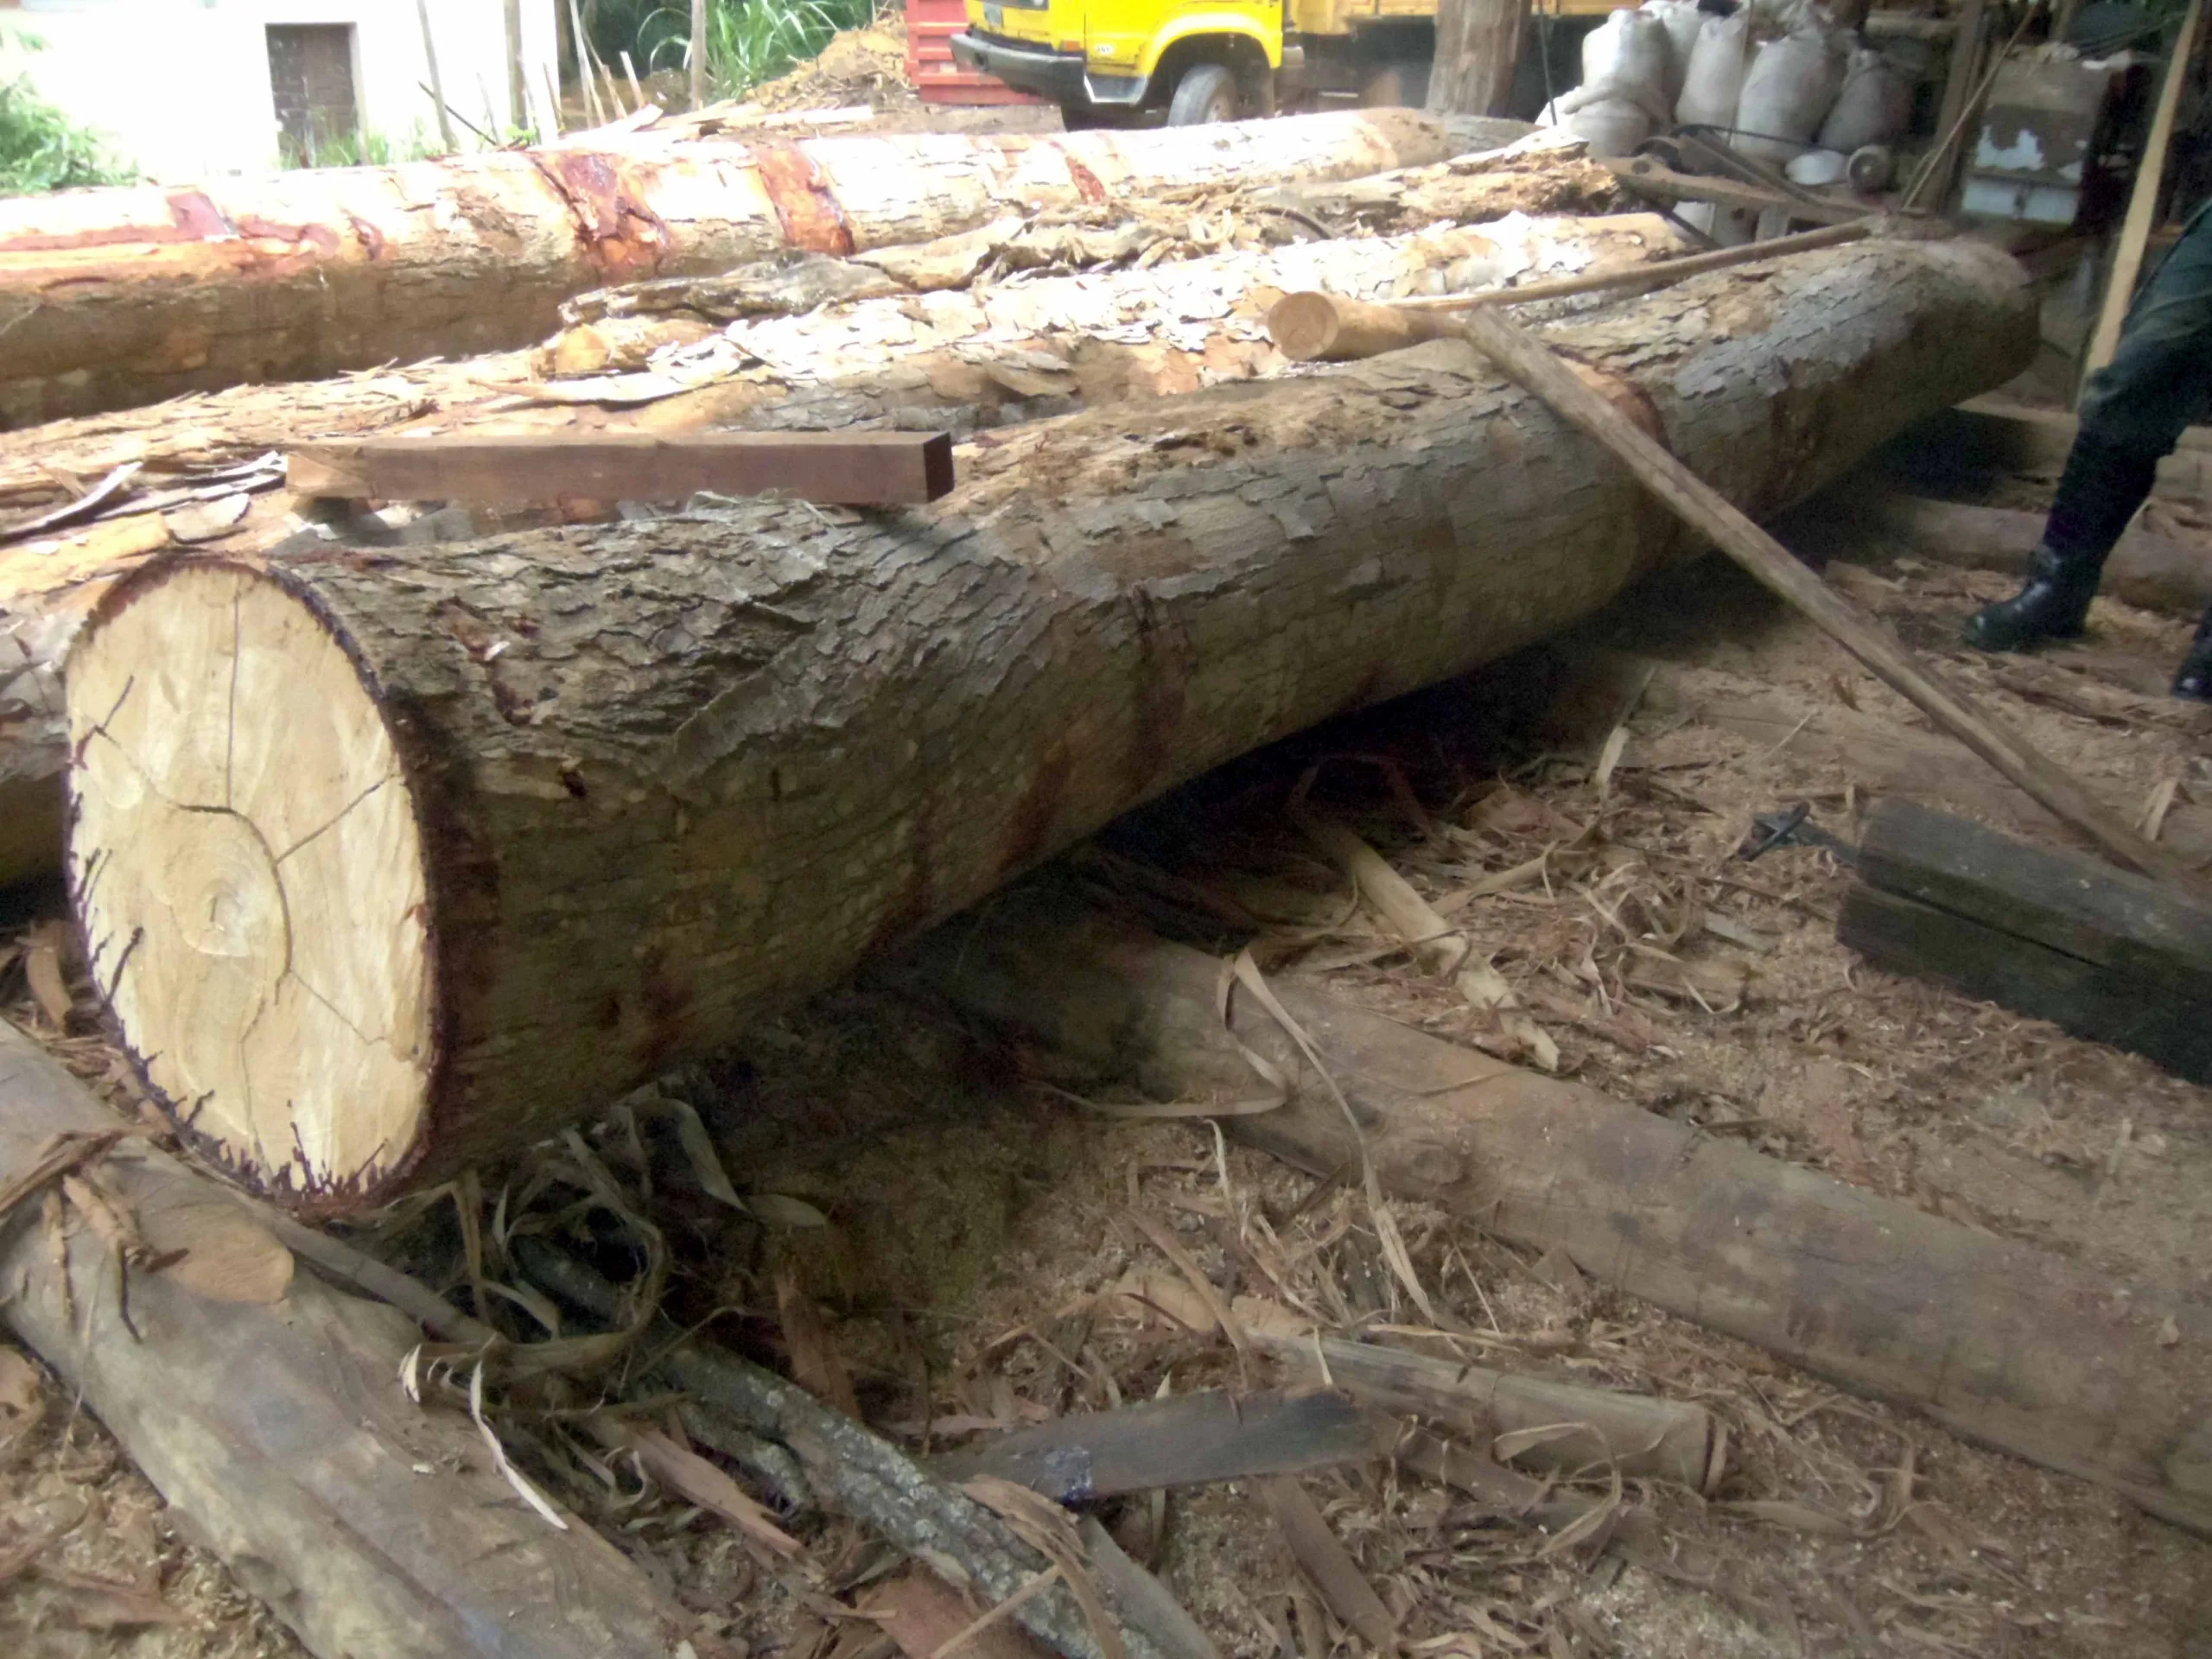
590,0,879,101
0,27,133,195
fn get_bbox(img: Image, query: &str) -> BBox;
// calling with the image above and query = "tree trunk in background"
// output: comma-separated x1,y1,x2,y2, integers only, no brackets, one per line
0,109,1461,428
61,238,2031,1212
1427,0,1530,118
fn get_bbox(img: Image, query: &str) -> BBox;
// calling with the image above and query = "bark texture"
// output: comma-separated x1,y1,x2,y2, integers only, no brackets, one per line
0,210,1673,892
1427,0,1530,118
67,238,2033,1210
0,1026,704,1659
899,890,2212,1538
0,110,1473,427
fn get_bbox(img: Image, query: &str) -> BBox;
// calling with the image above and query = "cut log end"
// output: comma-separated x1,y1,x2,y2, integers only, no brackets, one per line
68,563,434,1207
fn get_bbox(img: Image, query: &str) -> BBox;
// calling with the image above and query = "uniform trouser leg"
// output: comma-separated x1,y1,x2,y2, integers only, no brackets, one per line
1966,206,2212,658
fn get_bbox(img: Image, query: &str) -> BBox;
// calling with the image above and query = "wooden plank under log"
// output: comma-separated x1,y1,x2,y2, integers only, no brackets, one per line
0,1024,709,1659
289,431,957,508
60,237,2031,1213
1840,798,2212,1082
899,885,2212,1536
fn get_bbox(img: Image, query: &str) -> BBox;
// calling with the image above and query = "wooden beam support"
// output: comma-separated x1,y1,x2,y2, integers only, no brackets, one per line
1842,798,2212,1080
901,887,2212,1536
287,431,957,508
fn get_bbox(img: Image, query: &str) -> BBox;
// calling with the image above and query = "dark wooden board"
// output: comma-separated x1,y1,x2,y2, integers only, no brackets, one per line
1855,798,2212,1004
928,1389,1382,1503
289,431,956,508
1840,884,2212,1083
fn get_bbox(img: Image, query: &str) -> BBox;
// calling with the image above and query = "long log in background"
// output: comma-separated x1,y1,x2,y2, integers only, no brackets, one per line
65,237,2034,1211
0,209,1679,892
898,889,2212,1537
0,109,1479,426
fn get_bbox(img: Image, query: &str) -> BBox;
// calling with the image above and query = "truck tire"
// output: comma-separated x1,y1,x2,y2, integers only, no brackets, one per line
1166,61,1241,125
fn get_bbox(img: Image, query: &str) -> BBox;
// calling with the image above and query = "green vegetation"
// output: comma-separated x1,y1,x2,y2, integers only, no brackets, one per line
0,28,134,195
277,121,442,171
588,0,879,100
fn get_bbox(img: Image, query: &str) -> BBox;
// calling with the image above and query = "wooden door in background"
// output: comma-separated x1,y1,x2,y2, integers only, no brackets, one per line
267,23,359,166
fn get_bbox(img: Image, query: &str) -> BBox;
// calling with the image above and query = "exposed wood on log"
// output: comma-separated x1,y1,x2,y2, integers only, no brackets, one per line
1266,1336,1715,1487
61,238,2031,1211
1271,289,2195,889
1840,798,2212,1081
931,1390,1387,1501
0,108,1469,426
0,1024,705,1659
289,431,957,508
0,212,1679,893
1395,221,1872,311
903,889,2212,1536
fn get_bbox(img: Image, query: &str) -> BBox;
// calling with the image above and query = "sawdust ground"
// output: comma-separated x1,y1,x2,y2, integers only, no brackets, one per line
8,461,2212,1655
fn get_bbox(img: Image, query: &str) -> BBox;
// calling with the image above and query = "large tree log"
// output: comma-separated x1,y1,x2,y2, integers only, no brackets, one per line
0,1024,708,1658
0,110,1482,428
0,210,1676,891
898,887,2212,1538
61,238,2031,1212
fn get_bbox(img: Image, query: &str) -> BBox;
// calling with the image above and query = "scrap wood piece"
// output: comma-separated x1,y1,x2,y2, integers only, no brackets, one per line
1267,288,2199,893
1599,156,1868,225
903,887,2212,1538
1258,1478,1398,1654
0,1025,708,1659
288,431,957,509
512,1239,1172,1659
1840,798,2212,1083
1265,1335,1716,1490
930,1389,1386,1502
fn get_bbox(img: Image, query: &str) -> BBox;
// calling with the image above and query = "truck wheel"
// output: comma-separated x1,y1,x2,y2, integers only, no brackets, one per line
1166,62,1241,126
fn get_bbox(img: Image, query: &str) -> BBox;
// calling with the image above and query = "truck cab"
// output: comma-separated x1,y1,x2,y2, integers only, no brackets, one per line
951,0,1433,128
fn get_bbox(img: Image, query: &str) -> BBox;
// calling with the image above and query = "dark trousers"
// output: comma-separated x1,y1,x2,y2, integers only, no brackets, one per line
2077,200,2212,461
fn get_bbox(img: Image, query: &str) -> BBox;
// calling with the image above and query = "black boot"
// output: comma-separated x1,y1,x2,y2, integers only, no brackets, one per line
1962,436,2160,653
1961,542,2102,650
2176,609,2212,702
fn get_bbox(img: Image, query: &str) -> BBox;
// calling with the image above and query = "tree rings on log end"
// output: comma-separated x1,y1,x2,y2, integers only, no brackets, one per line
67,562,434,1211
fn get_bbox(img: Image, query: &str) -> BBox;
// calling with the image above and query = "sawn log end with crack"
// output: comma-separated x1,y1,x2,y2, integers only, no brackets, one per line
63,237,2035,1212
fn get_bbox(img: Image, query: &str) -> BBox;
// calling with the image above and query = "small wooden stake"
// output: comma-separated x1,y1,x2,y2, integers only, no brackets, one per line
691,0,709,110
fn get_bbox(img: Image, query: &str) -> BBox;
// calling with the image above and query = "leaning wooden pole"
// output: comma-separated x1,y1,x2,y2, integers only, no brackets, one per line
0,108,1459,427
0,1025,708,1659
899,886,2212,1538
61,238,2031,1212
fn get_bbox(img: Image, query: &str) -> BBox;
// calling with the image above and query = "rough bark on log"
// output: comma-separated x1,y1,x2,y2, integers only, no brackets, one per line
899,887,2212,1537
62,238,2031,1211
0,109,1479,427
0,1024,705,1659
0,211,1679,892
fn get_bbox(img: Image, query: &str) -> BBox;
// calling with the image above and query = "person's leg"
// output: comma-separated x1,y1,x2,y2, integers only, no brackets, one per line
1965,205,2212,656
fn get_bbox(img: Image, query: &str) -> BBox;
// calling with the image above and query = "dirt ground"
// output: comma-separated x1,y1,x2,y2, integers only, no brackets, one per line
8,444,2212,1655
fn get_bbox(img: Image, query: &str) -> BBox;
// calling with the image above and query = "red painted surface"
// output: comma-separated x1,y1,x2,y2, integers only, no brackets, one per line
904,0,1047,105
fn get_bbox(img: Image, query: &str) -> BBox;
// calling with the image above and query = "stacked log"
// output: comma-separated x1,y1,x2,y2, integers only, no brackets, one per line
0,209,1681,889
60,236,2033,1211
0,110,1488,426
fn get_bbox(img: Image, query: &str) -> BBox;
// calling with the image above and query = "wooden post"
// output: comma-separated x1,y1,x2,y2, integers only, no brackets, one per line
1919,0,1988,211
541,60,565,135
2085,0,2207,378
414,0,459,153
504,0,529,130
1426,0,1529,118
621,49,647,112
692,0,710,110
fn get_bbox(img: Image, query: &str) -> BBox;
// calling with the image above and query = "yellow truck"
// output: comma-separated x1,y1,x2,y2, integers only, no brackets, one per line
950,0,1610,128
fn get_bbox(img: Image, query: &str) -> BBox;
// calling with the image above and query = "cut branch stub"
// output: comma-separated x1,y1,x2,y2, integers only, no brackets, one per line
72,563,434,1200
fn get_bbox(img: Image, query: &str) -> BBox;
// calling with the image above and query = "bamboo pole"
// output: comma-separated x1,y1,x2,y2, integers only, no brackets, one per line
692,0,710,110
505,0,529,130
415,0,459,153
